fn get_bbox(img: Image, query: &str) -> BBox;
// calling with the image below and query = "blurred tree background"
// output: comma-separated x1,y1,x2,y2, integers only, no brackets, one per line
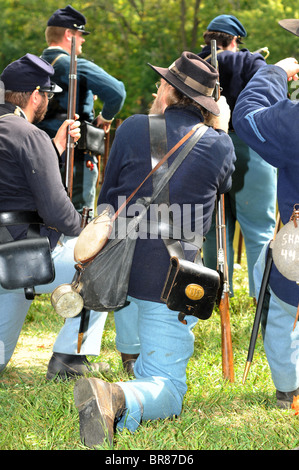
0,0,298,119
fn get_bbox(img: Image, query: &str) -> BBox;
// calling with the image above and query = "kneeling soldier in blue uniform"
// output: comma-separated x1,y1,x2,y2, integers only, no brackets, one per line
73,52,236,448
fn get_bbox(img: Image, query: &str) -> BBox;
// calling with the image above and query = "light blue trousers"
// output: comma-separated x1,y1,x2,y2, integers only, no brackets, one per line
0,236,107,373
203,133,277,297
253,242,299,392
114,296,198,432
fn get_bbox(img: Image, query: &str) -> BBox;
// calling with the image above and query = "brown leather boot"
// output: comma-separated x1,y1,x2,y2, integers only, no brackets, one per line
73,378,126,448
121,353,139,375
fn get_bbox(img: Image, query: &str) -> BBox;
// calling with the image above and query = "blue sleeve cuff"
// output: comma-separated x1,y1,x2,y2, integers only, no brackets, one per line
244,108,266,142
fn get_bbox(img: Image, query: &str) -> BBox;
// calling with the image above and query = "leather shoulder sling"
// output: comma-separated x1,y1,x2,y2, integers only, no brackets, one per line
148,114,220,322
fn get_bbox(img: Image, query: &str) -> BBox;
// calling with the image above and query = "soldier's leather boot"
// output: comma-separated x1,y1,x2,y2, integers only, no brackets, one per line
74,377,126,448
121,353,139,375
46,353,110,381
276,387,299,409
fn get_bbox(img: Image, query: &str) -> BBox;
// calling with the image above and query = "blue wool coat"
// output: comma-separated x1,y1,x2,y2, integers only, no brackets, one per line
39,48,126,136
198,46,266,127
233,65,299,306
98,105,236,303
0,103,82,248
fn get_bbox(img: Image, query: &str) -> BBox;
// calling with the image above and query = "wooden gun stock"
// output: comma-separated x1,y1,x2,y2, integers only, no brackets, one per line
216,194,234,382
219,286,234,381
65,36,77,200
211,39,234,382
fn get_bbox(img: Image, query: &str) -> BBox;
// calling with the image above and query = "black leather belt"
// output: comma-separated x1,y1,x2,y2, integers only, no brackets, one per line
0,211,44,244
0,211,43,226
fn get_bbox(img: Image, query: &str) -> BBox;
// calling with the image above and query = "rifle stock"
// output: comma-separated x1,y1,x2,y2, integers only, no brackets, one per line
219,283,234,379
215,193,234,382
211,39,234,382
65,36,77,200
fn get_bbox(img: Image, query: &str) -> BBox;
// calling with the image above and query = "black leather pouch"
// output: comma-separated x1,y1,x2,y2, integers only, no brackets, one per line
161,257,220,320
0,237,55,290
78,121,106,155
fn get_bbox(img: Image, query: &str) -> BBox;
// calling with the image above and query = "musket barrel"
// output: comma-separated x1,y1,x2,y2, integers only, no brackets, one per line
210,39,234,382
210,40,220,100
242,247,273,384
242,213,280,383
65,36,77,199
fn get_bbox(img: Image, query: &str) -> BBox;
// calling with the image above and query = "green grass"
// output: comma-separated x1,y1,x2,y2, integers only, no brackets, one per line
0,254,298,450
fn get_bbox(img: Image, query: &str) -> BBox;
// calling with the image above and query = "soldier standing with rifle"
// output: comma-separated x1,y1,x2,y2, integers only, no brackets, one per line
233,19,299,409
198,15,277,299
38,5,126,216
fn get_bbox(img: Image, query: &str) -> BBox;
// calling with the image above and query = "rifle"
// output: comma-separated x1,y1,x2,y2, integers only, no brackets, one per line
242,213,281,384
210,39,234,382
77,207,92,353
65,36,77,200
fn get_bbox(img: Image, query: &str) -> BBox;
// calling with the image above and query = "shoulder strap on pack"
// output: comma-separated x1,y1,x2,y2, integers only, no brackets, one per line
148,114,207,256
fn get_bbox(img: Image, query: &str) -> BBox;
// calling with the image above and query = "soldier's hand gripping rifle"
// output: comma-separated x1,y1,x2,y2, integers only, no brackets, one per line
65,36,77,200
210,39,234,382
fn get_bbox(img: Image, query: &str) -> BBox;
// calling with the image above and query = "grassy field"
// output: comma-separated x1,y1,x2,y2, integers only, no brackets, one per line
0,250,298,451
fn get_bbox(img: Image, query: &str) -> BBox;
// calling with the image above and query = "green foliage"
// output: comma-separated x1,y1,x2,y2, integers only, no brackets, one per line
0,0,298,117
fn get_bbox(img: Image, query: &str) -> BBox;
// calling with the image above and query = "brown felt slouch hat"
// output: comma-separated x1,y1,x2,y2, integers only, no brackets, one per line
148,51,220,115
279,19,299,37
